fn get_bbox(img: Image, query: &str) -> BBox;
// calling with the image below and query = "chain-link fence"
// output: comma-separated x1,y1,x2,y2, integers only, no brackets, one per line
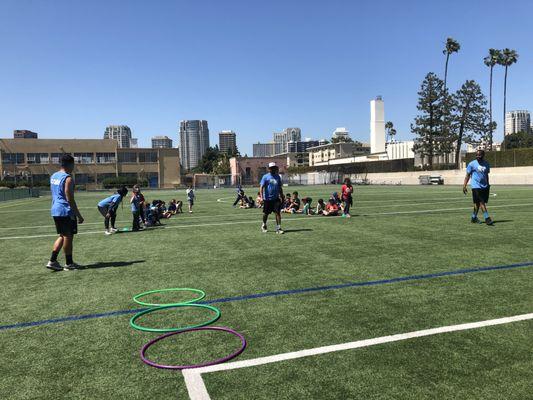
0,188,40,202
465,148,533,167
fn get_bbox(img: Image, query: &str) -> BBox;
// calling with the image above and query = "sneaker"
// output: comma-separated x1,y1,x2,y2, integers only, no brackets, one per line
485,217,494,226
64,263,81,271
276,229,284,234
261,224,268,233
46,261,63,271
110,227,118,233
105,230,114,235
471,216,479,223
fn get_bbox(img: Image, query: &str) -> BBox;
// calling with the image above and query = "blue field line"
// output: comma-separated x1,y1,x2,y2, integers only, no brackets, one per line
1,261,532,332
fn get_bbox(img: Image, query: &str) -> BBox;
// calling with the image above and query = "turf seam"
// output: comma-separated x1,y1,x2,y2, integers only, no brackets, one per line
0,261,532,332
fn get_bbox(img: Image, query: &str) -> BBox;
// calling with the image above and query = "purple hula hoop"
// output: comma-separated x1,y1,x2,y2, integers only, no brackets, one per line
140,326,247,370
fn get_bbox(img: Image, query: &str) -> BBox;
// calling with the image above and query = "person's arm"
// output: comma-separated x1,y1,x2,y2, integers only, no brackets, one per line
463,166,472,194
259,177,265,201
65,176,84,223
278,177,284,200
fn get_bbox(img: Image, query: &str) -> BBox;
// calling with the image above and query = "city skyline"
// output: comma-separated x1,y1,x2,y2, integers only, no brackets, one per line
1,0,532,155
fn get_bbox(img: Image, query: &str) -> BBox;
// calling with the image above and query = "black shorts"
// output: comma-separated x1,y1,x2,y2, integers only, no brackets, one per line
53,216,78,236
98,206,115,217
263,199,281,215
472,187,490,204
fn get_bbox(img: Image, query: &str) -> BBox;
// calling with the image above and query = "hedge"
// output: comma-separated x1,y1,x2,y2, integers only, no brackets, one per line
464,148,533,168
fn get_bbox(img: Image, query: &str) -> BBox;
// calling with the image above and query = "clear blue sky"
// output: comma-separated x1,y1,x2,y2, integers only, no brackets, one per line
1,0,532,154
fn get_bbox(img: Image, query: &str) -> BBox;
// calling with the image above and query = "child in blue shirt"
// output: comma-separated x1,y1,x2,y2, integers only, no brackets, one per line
98,186,128,235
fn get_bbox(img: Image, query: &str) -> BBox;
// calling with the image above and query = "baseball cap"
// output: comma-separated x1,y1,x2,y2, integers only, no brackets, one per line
268,162,277,168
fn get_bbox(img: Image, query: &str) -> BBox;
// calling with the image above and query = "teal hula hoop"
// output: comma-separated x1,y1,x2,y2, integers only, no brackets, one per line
130,303,221,333
133,288,206,307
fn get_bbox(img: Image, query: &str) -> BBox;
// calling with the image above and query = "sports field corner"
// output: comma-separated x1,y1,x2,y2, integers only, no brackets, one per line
1,185,533,399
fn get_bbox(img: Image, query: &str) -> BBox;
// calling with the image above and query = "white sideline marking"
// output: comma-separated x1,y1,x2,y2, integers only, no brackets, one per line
1,202,531,241
182,312,533,400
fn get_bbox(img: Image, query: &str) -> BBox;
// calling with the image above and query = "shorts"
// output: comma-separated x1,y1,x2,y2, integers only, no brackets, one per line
472,187,490,204
53,216,78,236
263,199,282,215
188,199,194,206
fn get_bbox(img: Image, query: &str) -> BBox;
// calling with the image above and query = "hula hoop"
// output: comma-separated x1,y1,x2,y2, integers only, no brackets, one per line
140,326,247,370
130,303,220,333
133,288,206,307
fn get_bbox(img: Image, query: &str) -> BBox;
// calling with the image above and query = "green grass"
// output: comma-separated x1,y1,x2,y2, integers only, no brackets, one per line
1,185,532,399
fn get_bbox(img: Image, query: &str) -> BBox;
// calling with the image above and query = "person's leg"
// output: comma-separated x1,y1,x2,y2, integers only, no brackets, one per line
50,236,64,263
110,211,117,229
233,195,241,206
63,234,74,265
104,215,110,230
140,207,145,223
133,212,139,230
275,211,283,233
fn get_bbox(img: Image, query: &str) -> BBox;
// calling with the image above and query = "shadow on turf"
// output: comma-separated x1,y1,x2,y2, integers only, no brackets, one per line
77,260,145,270
281,228,313,233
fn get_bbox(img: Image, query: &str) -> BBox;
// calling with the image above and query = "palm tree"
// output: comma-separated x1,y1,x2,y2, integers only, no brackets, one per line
498,48,519,148
483,49,502,150
443,37,461,89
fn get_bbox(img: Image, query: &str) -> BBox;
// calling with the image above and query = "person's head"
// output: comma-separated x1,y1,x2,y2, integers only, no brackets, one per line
188,185,192,189
117,186,128,197
318,198,324,205
476,149,485,161
268,162,279,174
60,154,75,174
329,198,335,204
302,197,308,204
292,191,299,198
171,199,176,204
133,184,141,193
344,177,351,185
249,196,253,201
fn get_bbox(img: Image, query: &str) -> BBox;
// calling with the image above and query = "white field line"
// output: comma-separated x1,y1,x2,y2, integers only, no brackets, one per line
0,202,531,241
182,312,533,400
0,198,482,231
0,196,50,209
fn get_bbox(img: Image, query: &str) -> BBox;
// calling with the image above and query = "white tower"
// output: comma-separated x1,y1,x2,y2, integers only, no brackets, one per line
370,96,385,154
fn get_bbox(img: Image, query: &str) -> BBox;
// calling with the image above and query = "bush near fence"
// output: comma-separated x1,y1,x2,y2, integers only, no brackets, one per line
314,158,415,174
464,148,533,168
101,176,149,189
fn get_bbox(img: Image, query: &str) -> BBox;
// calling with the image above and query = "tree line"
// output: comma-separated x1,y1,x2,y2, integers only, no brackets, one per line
411,37,519,168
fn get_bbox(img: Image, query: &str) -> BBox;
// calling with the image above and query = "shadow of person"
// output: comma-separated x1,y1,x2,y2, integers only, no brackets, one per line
282,228,313,234
77,260,145,270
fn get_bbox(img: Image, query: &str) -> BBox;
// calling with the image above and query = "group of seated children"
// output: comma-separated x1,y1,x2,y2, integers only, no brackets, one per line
281,178,354,218
97,185,184,234
233,187,258,209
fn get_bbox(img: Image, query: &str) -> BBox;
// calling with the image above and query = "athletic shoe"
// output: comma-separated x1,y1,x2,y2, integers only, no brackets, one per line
345,213,351,218
46,261,63,271
64,263,81,271
261,224,268,233
276,229,284,234
105,230,114,235
110,227,118,233
471,216,479,223
485,217,494,226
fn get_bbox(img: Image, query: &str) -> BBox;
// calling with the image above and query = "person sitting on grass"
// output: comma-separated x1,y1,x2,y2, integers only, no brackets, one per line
288,191,301,213
233,186,247,207
248,196,256,208
316,198,326,215
322,198,340,216
330,192,342,207
98,186,128,235
150,200,163,225
299,197,314,215
167,199,181,215
256,191,263,208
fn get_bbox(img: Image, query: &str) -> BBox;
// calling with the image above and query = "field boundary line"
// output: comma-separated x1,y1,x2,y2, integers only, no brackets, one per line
1,202,532,241
182,312,533,400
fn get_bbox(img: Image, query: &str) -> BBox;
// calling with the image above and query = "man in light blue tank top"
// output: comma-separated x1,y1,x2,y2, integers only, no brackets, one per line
47,154,84,271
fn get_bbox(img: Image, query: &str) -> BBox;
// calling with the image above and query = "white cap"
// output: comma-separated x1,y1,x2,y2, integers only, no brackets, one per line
268,162,277,168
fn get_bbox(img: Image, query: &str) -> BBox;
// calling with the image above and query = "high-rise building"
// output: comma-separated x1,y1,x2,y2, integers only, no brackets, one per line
332,127,350,141
13,130,38,139
505,110,531,135
152,136,173,148
287,139,320,153
219,130,237,154
273,127,301,154
253,142,276,157
370,96,386,154
179,120,210,170
104,125,135,148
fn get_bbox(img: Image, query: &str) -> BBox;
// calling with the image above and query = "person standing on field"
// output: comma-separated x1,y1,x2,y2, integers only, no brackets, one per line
186,185,195,213
463,149,493,226
259,162,284,234
341,177,354,218
47,154,84,271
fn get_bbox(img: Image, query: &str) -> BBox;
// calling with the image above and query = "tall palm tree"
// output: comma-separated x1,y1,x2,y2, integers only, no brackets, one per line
443,37,461,89
483,49,502,150
498,48,519,148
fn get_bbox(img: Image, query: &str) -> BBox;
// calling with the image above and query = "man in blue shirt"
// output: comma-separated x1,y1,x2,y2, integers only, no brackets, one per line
463,149,493,225
259,162,284,234
47,154,84,271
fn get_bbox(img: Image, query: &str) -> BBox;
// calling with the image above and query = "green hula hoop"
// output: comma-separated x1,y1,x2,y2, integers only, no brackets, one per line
130,303,221,333
133,288,206,307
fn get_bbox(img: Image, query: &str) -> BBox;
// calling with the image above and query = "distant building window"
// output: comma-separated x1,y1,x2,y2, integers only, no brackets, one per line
26,153,49,164
138,152,158,163
74,173,95,184
2,153,25,164
96,153,116,164
118,152,137,163
74,153,94,164
50,153,71,164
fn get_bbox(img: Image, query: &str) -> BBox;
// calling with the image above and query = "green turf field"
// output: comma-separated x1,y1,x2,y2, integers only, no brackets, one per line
1,185,532,399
